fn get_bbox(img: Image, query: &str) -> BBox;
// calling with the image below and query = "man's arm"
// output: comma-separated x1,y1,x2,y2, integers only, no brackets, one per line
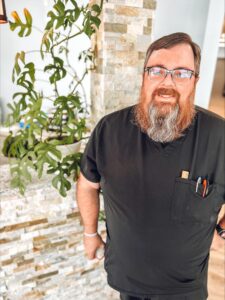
217,210,225,238
76,172,105,259
211,206,225,251
218,213,225,226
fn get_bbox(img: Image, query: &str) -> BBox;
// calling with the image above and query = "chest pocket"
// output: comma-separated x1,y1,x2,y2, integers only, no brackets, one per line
170,177,220,224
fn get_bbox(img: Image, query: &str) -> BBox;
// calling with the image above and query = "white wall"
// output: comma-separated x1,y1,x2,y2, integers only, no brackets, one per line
0,1,45,122
153,0,210,47
196,0,224,108
153,0,224,109
0,0,90,122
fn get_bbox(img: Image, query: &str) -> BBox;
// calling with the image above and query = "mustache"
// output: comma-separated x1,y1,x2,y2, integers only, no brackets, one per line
152,87,180,99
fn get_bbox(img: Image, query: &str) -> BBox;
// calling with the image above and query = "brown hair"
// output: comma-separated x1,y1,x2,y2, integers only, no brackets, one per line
144,32,201,76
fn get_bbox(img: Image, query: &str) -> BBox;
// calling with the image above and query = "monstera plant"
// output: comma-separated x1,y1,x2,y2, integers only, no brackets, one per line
2,0,103,196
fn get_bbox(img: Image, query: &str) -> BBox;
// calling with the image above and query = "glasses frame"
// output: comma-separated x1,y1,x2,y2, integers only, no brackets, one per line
144,66,198,83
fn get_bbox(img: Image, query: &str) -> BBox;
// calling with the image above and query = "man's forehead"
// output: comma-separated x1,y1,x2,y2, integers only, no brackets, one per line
147,43,195,69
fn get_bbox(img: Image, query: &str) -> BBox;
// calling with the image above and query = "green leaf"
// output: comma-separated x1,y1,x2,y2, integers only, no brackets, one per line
83,20,93,38
2,133,13,157
67,4,80,23
73,6,81,22
24,8,32,26
9,153,35,196
13,61,36,108
63,152,82,180
10,9,33,37
52,171,71,197
20,162,32,181
12,89,38,110
12,51,26,82
90,16,101,28
34,142,62,178
45,0,66,30
5,134,29,159
44,56,66,83
40,28,53,58
54,0,65,15
91,4,101,15
55,16,65,29
48,135,74,146
10,176,25,194
6,102,21,123
82,3,103,38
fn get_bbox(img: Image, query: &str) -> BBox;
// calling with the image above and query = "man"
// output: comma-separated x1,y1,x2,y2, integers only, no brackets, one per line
76,32,225,300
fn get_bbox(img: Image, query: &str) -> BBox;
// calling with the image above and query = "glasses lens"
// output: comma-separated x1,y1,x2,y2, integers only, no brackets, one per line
145,67,194,83
148,67,165,80
173,69,192,81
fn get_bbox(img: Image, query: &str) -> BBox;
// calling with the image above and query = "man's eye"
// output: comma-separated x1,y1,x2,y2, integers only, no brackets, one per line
174,70,190,78
151,68,164,76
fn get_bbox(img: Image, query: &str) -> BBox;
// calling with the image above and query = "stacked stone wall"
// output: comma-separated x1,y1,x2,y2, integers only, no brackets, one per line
90,0,156,121
0,164,118,300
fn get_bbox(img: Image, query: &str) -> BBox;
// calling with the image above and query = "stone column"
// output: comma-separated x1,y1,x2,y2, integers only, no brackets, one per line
90,0,157,122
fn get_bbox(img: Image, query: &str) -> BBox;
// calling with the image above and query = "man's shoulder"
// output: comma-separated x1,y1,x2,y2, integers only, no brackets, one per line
195,105,225,129
93,105,136,136
101,104,136,125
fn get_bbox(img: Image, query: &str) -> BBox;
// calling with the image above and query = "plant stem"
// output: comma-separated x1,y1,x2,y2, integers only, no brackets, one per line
71,69,88,94
50,29,84,52
26,50,50,54
32,25,43,34
50,47,59,98
63,26,88,115
43,96,55,102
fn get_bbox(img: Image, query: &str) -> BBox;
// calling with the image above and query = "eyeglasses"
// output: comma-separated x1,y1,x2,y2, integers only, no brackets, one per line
144,66,198,84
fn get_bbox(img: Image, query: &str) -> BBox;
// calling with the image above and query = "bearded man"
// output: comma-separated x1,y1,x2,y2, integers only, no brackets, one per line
76,32,225,300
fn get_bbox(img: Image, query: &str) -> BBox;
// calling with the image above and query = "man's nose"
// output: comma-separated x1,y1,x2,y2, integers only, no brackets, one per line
161,72,175,85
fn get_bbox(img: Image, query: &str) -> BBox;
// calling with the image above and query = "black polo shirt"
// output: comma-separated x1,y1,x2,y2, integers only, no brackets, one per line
80,105,225,299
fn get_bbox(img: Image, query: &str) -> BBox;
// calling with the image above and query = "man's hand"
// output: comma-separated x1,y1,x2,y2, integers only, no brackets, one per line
77,173,104,260
210,229,225,251
83,234,105,260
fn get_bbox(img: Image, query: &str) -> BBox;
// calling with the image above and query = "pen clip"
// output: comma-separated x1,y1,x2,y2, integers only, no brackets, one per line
202,179,209,197
195,177,201,193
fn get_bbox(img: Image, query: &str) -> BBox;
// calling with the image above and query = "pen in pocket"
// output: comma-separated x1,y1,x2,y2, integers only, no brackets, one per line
195,177,209,197
195,177,201,192
202,179,209,197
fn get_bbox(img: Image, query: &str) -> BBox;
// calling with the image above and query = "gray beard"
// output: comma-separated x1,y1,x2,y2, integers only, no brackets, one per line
146,103,181,143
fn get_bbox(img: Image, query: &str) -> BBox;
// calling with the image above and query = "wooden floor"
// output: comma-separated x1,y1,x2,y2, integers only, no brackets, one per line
207,58,225,300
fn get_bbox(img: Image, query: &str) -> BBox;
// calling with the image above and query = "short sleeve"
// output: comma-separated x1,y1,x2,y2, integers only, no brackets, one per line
79,119,103,183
